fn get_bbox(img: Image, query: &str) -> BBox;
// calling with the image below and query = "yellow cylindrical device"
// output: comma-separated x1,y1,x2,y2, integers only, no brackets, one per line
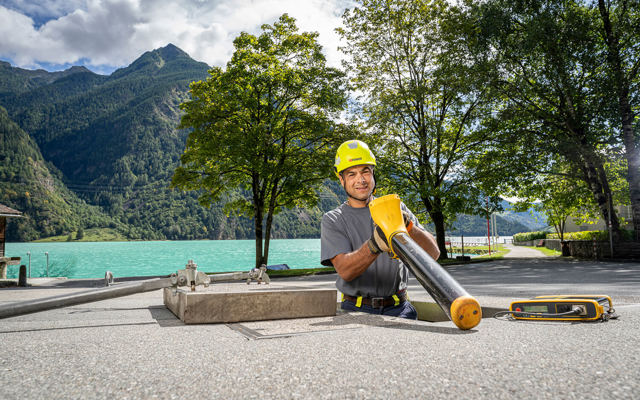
369,195,482,330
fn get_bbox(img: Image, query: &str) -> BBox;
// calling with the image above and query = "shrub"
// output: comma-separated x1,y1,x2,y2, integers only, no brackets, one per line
547,229,634,241
513,231,547,242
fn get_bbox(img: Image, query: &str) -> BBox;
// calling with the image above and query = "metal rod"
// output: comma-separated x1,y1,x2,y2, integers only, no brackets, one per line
486,197,491,255
27,252,31,278
0,277,172,320
391,233,481,330
45,252,49,277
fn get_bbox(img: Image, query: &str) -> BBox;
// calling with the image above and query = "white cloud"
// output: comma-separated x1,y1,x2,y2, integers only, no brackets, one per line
1,0,88,24
0,0,352,73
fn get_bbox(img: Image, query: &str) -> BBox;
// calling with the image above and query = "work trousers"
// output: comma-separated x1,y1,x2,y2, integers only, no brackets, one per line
341,300,418,320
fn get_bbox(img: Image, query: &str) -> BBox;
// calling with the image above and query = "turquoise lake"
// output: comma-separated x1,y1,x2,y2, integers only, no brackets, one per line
4,239,321,279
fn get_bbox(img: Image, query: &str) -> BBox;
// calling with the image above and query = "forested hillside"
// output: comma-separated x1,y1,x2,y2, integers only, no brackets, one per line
0,44,543,241
0,105,118,240
0,44,347,241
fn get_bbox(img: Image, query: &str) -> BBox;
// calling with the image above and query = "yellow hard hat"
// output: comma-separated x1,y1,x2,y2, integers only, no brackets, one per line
334,140,376,177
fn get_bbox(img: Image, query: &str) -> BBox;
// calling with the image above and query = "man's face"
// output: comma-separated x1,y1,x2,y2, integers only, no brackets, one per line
339,165,375,202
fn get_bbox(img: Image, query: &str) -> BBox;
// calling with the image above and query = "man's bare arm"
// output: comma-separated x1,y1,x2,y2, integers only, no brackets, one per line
331,242,378,282
408,225,441,260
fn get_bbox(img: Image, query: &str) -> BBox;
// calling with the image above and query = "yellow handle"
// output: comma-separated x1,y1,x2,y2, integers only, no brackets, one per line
369,194,407,258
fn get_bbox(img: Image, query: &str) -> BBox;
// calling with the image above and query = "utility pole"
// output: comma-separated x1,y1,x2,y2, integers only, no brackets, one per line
608,193,614,258
486,197,491,255
493,213,498,246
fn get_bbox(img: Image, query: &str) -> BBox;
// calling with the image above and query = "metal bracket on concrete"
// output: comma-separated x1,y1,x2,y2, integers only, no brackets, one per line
105,271,114,286
170,260,211,292
247,265,270,285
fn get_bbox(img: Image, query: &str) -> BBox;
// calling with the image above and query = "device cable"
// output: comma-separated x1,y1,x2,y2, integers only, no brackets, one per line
493,309,581,321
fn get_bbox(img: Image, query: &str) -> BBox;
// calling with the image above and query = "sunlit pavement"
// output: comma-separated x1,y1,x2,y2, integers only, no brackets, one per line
1,257,638,399
502,243,550,258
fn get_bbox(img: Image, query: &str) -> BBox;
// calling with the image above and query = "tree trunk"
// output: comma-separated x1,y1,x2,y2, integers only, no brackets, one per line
598,0,640,240
580,157,621,241
252,174,266,269
425,197,448,259
253,205,264,269
263,212,272,268
262,198,277,269
622,115,640,241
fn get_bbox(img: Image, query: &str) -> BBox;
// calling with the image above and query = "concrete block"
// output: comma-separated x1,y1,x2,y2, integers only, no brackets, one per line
163,285,337,324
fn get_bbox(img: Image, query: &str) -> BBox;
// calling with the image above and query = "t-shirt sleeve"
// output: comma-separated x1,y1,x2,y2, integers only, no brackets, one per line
401,202,424,231
320,211,353,267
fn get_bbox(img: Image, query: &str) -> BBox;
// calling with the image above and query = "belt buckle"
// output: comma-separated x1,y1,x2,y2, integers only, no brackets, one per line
371,297,385,309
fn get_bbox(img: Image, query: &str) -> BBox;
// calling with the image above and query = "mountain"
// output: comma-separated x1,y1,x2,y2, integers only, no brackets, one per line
448,200,548,236
0,44,344,241
0,61,94,98
0,105,118,240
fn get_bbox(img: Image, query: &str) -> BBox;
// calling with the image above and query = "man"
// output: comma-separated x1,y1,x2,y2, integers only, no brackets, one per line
321,140,440,319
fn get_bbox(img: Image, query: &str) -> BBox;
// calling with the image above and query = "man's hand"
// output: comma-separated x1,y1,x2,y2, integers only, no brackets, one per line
403,211,414,233
367,224,390,254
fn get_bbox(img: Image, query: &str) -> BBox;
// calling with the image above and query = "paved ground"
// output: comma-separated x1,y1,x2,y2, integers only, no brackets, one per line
503,243,549,258
1,257,639,399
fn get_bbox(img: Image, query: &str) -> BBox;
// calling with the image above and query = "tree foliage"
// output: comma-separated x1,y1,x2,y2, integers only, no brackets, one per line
595,0,640,239
512,161,597,241
172,15,349,267
469,0,630,240
338,0,498,257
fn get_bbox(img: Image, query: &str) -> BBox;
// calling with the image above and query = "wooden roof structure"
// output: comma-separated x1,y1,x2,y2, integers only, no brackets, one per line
0,203,23,259
0,203,23,218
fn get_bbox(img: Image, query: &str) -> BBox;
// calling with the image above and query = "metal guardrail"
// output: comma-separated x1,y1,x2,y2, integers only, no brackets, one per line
0,262,270,320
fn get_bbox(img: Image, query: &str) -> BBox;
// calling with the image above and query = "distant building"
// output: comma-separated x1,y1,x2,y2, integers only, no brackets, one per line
564,205,633,232
0,203,23,257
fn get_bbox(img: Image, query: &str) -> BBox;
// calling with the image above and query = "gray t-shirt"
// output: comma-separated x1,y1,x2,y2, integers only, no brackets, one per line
320,201,422,298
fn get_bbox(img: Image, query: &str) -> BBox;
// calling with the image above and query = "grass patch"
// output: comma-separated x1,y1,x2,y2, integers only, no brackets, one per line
438,255,503,265
33,228,128,242
445,244,509,259
204,266,336,278
207,254,506,279
268,267,336,277
475,244,509,259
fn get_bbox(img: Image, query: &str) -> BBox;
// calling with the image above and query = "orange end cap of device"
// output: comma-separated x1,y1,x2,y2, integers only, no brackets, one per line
450,295,482,330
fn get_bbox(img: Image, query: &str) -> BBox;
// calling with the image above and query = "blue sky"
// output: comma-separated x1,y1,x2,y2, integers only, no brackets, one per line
0,0,350,75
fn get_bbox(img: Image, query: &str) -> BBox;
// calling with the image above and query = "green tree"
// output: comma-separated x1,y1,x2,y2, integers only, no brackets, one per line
338,0,496,258
76,227,84,240
512,162,597,241
596,0,640,240
172,15,349,268
471,0,624,240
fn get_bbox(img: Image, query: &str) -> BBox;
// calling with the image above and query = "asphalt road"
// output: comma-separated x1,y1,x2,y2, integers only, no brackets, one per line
1,257,638,399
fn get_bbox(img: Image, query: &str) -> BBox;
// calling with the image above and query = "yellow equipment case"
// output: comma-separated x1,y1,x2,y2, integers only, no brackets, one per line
509,295,617,321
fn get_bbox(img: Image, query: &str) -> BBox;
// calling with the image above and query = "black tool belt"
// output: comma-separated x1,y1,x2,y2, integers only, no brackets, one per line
342,290,407,308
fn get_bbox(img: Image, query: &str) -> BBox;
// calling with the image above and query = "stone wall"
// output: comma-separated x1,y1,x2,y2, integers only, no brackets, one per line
515,238,640,259
543,239,562,252
566,240,610,258
513,240,537,247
